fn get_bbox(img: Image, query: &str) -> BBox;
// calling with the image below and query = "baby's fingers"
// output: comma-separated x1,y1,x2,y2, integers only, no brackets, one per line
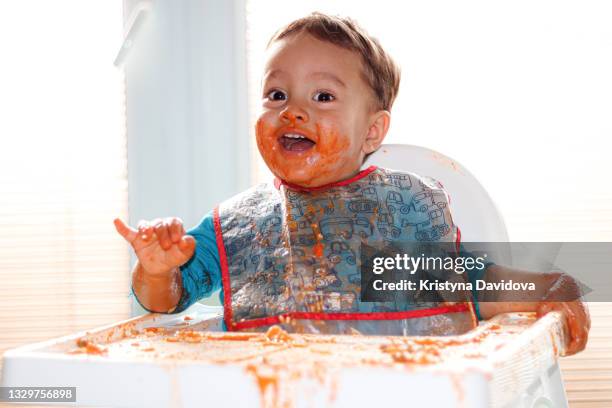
114,218,138,243
161,235,195,267
178,235,196,257
137,220,155,241
154,221,173,250
565,303,589,355
537,304,548,318
169,218,185,243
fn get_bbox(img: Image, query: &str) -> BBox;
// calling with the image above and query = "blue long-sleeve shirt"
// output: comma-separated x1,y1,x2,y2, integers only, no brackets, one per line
174,212,223,312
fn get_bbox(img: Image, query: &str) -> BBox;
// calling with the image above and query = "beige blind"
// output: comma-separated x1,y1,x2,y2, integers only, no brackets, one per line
245,1,612,406
561,303,612,407
0,0,130,375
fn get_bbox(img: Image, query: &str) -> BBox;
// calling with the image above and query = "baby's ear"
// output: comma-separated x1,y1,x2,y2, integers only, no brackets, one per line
363,110,391,154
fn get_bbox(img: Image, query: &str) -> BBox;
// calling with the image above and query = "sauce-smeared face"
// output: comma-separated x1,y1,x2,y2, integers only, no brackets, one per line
256,33,377,187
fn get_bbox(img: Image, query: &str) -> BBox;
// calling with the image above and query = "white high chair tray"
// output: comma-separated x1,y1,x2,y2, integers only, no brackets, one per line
2,305,567,408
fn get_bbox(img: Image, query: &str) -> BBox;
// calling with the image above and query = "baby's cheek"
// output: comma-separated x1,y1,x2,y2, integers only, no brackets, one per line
316,131,355,170
255,118,271,141
255,118,306,181
268,155,292,180
255,119,276,152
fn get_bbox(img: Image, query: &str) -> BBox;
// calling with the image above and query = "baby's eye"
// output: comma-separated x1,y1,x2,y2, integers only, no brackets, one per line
266,89,287,101
313,92,335,103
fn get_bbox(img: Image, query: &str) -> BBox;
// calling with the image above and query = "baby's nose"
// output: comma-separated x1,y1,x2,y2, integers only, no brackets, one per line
280,107,309,124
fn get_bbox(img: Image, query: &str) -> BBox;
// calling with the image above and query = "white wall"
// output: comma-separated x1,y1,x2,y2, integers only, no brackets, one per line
122,0,249,312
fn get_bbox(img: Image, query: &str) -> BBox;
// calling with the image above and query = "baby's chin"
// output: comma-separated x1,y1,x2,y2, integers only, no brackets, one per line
273,170,318,187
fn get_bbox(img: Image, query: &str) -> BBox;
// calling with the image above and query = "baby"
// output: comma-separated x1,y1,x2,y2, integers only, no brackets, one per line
115,12,589,353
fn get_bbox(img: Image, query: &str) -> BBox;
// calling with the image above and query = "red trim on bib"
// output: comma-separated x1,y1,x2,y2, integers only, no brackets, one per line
453,225,478,327
213,206,234,330
455,226,461,254
274,165,378,192
231,303,470,331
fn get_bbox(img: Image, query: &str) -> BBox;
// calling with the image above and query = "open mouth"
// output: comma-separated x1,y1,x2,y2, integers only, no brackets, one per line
278,133,316,152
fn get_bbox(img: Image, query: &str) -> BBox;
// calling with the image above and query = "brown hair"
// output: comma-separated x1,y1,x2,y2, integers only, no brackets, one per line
267,12,401,112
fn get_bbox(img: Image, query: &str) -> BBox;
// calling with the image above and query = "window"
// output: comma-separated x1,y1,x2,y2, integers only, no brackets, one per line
0,1,129,368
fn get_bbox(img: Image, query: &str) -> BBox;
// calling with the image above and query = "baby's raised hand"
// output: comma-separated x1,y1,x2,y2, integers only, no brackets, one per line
113,217,196,276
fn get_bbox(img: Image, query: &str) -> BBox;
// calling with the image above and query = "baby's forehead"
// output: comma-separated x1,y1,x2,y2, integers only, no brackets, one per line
265,68,348,88
262,36,365,82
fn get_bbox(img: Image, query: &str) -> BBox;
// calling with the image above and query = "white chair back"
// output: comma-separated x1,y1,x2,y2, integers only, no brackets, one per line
363,144,509,243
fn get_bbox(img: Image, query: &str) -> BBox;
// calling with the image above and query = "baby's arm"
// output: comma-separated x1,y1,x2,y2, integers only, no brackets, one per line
114,217,196,313
477,265,590,355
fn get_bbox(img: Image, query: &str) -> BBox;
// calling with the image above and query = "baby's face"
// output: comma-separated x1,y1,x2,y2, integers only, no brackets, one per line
256,33,383,187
